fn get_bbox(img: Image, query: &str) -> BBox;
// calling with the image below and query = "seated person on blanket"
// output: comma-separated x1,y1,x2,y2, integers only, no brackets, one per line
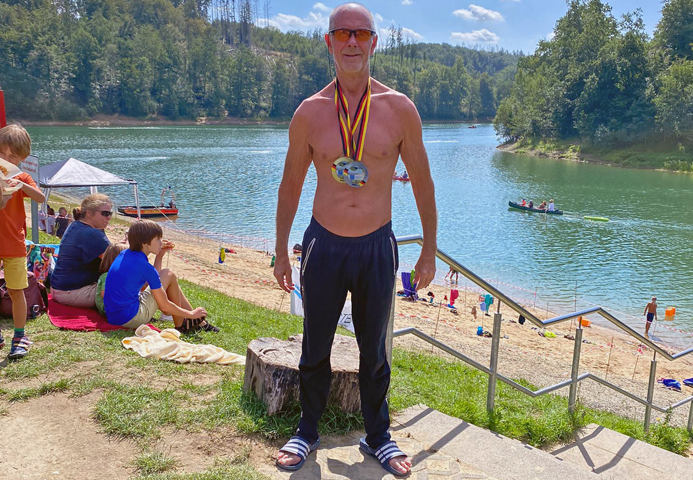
103,220,219,333
95,243,128,317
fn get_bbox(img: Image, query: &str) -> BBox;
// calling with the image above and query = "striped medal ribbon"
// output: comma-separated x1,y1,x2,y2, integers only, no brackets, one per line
331,78,372,188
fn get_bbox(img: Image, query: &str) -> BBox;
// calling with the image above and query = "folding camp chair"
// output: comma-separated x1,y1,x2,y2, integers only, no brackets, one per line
401,271,418,301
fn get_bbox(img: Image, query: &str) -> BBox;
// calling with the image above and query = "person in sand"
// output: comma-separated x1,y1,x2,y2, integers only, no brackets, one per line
273,3,437,476
643,296,657,337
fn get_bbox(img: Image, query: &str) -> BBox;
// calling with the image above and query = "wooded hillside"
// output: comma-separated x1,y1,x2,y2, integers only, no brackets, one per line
0,0,520,121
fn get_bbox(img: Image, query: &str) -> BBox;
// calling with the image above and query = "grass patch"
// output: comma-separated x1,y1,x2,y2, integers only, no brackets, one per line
133,450,180,476
26,227,60,244
6,378,71,402
132,459,269,480
508,137,693,171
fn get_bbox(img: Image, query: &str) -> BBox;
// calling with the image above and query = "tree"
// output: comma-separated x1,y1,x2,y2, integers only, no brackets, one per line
654,0,693,61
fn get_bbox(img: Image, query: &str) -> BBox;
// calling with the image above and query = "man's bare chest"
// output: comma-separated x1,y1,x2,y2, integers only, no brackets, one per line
308,106,401,165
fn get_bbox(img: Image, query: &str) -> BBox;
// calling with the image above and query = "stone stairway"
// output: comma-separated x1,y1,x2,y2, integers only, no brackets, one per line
262,404,599,479
261,404,693,479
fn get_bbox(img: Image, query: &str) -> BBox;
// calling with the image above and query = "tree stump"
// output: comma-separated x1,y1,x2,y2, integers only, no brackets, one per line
243,334,361,415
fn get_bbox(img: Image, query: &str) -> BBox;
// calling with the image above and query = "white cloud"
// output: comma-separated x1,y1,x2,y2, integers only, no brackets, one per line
378,27,424,42
374,13,385,23
401,27,424,40
313,3,331,12
546,31,555,40
450,29,500,44
269,11,328,31
402,0,414,5
453,5,505,22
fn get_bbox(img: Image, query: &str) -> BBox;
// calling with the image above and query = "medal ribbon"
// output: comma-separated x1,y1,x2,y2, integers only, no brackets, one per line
334,78,371,161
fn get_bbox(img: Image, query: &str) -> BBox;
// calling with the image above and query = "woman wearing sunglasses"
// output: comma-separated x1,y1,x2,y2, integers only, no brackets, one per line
51,193,113,308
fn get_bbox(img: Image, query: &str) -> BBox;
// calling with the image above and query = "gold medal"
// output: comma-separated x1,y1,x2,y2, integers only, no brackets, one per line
331,156,351,183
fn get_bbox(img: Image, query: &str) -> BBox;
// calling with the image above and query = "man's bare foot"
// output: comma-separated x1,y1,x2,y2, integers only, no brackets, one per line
389,455,412,475
276,451,301,467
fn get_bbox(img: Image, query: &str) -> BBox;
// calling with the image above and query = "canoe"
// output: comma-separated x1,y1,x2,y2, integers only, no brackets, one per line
584,216,609,222
508,201,563,215
392,176,410,182
117,205,179,218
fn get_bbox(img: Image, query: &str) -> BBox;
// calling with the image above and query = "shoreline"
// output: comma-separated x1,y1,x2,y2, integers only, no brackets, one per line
496,139,693,173
14,115,487,128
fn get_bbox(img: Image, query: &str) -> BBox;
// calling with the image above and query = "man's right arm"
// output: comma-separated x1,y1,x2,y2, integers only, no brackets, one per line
274,105,313,292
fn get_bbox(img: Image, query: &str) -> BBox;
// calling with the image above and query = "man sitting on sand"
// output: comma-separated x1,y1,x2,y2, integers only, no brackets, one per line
104,220,218,333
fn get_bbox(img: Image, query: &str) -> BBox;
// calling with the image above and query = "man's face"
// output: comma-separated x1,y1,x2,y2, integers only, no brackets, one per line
0,146,27,166
326,7,377,75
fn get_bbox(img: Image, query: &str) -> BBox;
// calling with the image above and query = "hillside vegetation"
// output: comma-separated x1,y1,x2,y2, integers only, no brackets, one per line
0,0,520,122
494,0,693,170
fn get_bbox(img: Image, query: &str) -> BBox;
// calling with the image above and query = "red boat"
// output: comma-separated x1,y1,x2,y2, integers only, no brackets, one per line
392,175,410,182
117,187,179,218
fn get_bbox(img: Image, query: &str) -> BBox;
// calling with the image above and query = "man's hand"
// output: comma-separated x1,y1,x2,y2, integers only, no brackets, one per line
413,253,436,290
274,255,294,293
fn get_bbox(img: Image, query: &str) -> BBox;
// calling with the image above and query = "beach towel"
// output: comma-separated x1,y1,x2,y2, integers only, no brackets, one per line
48,295,126,332
122,324,245,365
658,378,682,391
683,378,693,388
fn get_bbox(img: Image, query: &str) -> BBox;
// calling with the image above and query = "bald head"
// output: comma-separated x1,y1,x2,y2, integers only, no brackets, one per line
329,3,376,31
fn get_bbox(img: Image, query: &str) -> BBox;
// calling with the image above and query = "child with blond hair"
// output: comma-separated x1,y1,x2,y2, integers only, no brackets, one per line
0,125,46,359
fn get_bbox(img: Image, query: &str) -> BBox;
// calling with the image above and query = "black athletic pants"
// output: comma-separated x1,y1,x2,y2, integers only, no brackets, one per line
296,217,399,449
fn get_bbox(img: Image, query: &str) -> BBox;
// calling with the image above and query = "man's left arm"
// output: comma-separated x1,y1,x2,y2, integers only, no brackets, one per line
399,97,437,290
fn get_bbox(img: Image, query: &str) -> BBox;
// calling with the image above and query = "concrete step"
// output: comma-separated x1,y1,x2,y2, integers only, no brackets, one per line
392,404,600,480
549,423,693,479
262,404,601,479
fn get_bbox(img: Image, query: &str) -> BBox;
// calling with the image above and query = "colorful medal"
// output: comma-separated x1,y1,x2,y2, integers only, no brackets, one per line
333,77,372,188
344,161,369,188
331,156,351,183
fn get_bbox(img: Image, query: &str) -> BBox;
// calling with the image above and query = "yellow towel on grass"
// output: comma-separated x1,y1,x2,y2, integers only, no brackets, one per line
122,324,245,365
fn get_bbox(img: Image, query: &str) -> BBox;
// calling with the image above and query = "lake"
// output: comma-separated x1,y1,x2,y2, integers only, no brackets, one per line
27,124,693,347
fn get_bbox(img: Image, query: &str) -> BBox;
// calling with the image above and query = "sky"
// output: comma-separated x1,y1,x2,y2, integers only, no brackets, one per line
261,0,666,54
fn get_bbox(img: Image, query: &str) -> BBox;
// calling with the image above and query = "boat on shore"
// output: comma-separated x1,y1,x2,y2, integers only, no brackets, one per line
117,205,178,218
117,187,179,218
508,201,563,215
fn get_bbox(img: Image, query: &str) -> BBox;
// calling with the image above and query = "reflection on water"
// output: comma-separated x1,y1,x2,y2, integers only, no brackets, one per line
28,125,693,347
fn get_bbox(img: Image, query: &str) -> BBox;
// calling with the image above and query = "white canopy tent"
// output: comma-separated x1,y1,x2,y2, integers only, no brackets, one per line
39,157,140,218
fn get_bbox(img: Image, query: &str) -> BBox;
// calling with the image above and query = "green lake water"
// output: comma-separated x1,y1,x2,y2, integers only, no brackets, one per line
27,124,693,348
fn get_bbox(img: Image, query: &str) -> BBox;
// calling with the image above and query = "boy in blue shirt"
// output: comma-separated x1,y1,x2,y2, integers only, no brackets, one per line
104,220,218,333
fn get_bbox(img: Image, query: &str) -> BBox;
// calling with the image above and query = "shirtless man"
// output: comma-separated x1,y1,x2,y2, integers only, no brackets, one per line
643,296,657,337
273,3,436,476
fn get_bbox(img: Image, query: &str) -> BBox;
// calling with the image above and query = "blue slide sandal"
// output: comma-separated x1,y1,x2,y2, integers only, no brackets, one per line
276,436,320,471
359,437,409,476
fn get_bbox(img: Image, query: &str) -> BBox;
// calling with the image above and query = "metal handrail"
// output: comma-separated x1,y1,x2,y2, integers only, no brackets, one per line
392,235,693,432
